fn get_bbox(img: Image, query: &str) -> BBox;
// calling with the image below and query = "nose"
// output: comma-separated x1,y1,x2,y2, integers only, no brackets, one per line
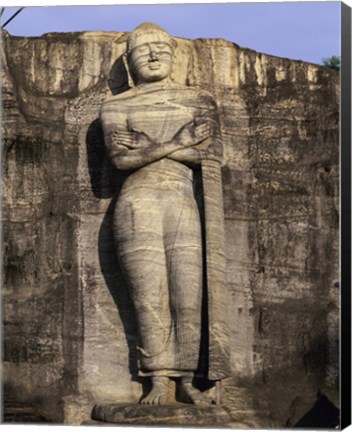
148,45,158,61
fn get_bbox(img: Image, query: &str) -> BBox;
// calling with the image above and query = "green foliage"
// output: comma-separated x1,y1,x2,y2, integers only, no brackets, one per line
322,55,340,71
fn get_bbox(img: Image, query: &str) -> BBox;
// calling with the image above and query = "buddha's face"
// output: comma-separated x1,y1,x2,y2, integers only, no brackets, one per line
129,33,174,84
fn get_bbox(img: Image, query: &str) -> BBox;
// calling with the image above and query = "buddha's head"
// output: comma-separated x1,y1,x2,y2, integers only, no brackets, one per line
126,23,177,85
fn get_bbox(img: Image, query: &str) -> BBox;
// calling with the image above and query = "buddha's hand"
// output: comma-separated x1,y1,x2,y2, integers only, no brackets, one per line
112,129,152,150
173,118,213,147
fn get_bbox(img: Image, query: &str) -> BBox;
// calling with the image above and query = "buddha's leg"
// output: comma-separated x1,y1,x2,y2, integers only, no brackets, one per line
114,196,173,364
114,194,173,404
164,194,202,370
164,194,212,405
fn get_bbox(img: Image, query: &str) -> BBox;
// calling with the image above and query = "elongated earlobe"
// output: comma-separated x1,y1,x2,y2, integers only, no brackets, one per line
122,53,136,88
167,53,176,82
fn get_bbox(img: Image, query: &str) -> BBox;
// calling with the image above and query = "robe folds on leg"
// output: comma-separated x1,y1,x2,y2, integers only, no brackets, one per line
114,159,203,376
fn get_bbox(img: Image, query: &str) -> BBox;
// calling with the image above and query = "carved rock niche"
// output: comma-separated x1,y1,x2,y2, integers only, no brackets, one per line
2,24,339,427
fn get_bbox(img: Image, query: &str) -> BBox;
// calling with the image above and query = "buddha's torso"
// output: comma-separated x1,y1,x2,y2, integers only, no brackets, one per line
101,84,210,143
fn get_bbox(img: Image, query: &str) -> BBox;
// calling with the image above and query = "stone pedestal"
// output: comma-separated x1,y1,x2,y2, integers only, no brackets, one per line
92,403,231,426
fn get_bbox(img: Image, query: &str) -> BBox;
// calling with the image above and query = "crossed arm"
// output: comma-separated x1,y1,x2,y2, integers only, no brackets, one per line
105,119,217,170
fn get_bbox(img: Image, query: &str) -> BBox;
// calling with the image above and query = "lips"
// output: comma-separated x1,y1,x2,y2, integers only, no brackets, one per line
148,62,161,70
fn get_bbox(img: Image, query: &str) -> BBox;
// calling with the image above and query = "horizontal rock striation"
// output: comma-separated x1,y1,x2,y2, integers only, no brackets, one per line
2,29,339,425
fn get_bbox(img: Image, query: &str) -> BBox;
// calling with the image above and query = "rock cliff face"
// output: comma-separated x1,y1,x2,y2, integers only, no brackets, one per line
2,29,339,425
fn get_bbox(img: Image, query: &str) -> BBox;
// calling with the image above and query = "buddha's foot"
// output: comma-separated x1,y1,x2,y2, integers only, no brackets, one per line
141,376,169,405
181,377,212,406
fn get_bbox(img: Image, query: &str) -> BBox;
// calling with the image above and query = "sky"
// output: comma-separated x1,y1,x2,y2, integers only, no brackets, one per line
0,2,342,66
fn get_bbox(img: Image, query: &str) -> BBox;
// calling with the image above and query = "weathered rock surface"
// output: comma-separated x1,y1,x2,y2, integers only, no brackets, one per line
1,28,339,426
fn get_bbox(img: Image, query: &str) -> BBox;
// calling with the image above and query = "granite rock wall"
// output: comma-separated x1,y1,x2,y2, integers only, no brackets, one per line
1,29,339,425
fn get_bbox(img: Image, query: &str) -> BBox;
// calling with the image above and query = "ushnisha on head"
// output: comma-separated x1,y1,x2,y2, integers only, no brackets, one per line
126,23,178,85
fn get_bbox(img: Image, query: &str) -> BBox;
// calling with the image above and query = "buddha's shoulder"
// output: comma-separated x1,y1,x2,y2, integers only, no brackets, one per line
101,88,139,106
171,85,217,108
170,83,215,98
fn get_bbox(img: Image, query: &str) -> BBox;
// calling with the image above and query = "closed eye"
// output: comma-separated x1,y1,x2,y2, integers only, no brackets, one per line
134,46,148,54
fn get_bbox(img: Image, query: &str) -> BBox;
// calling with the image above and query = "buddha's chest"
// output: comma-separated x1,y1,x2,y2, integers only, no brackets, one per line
126,92,195,143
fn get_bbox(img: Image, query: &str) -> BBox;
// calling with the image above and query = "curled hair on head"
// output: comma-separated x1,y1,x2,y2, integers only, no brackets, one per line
126,22,178,55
